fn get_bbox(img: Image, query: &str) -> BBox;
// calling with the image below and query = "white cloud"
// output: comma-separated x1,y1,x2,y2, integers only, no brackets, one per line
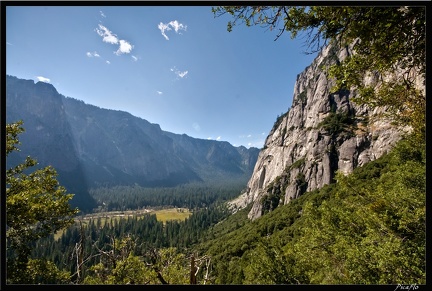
95,24,134,56
170,66,188,79
100,10,106,18
95,24,118,44
131,55,138,61
158,22,171,40
86,51,100,57
157,91,163,95
115,39,133,55
178,71,188,78
158,20,187,40
247,134,252,138
170,20,187,33
216,136,221,141
36,76,50,83
106,60,110,64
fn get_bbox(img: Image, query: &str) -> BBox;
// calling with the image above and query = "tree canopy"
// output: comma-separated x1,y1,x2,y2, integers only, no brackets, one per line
6,120,79,283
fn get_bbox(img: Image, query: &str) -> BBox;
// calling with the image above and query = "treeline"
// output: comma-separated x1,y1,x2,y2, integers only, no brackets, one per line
31,203,230,282
89,181,247,211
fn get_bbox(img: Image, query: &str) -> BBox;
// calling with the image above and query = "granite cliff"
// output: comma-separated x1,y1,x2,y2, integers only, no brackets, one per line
229,42,414,220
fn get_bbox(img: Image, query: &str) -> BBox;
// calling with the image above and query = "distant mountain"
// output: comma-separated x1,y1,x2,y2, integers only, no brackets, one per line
5,75,260,212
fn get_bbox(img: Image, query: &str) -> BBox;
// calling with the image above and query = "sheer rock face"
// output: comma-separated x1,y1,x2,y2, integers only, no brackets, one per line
229,43,410,220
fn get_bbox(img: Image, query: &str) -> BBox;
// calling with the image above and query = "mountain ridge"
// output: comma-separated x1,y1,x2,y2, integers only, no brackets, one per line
6,74,260,212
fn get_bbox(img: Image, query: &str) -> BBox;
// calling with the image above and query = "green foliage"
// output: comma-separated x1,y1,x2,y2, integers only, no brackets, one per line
149,248,190,284
291,136,425,284
32,202,230,280
6,120,79,284
24,131,425,285
261,186,284,215
89,181,246,211
289,157,306,170
26,133,425,284
195,182,331,283
317,110,355,136
23,259,72,284
243,237,298,284
84,257,150,285
83,246,190,285
195,134,425,284
297,137,425,284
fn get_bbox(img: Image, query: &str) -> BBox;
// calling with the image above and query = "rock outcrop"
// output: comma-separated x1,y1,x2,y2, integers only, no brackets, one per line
229,42,413,220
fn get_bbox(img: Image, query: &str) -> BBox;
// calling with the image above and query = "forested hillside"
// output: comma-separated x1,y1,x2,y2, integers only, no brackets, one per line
23,135,426,284
193,136,425,284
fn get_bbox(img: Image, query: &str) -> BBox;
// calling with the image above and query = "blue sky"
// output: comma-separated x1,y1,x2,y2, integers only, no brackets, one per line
6,5,318,148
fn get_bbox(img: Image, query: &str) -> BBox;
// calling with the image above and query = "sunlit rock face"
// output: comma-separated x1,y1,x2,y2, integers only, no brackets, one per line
229,42,414,220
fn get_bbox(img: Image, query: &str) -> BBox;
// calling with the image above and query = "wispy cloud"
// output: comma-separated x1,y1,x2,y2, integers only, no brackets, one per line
36,76,50,83
131,55,138,61
95,24,134,55
87,51,111,64
100,10,106,18
156,91,163,95
216,136,221,141
95,24,118,44
170,66,188,79
7,42,12,45
178,71,188,78
170,20,187,34
86,51,100,57
158,20,187,40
